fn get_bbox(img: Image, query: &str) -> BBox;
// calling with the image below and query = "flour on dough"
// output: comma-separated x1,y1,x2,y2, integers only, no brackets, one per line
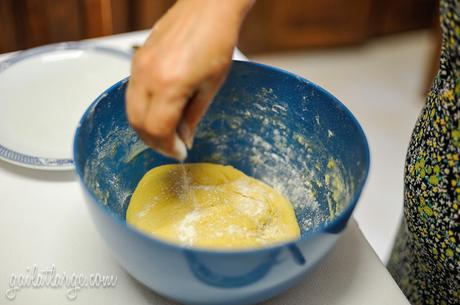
126,163,300,249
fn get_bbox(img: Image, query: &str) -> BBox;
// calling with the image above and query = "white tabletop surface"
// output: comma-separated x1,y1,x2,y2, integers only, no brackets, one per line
0,31,409,305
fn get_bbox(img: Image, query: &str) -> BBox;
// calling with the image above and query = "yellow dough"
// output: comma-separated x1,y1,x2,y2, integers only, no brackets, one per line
126,163,300,249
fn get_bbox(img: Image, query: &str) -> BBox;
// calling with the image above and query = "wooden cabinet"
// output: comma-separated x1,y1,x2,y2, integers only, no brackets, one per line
239,0,374,53
0,0,115,52
0,0,437,54
239,0,437,53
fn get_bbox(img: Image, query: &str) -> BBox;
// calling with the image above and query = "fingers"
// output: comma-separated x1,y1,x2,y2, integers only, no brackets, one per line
144,90,189,160
178,71,229,149
126,79,189,161
137,128,187,161
125,79,150,128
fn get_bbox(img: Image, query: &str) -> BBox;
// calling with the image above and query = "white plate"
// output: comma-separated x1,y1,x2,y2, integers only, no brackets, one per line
0,42,131,170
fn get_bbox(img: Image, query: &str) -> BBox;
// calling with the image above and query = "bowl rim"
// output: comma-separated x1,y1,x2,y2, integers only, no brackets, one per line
73,60,370,255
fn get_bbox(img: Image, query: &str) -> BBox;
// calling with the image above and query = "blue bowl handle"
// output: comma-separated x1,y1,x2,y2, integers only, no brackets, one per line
184,250,280,288
287,244,306,265
184,244,307,288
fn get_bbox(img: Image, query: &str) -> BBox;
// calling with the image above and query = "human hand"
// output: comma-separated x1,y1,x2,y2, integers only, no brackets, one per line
126,0,254,160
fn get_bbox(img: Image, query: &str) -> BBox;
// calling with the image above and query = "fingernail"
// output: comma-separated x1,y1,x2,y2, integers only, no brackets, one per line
173,133,187,161
178,122,194,149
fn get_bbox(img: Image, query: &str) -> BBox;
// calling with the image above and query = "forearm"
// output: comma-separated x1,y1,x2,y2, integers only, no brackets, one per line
220,0,255,20
178,0,254,28
179,0,255,14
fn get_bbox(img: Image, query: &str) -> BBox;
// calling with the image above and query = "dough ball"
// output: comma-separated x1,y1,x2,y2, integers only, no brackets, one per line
126,163,300,249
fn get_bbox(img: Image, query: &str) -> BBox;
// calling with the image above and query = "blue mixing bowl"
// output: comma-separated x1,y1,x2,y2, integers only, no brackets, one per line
73,60,369,305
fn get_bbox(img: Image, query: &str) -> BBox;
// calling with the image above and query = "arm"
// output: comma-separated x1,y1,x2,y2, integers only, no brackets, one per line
126,0,255,160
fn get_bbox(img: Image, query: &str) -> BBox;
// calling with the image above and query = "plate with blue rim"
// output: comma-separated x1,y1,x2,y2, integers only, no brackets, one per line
0,42,131,170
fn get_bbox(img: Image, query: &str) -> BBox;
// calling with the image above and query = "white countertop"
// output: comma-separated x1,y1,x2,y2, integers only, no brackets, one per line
0,31,409,305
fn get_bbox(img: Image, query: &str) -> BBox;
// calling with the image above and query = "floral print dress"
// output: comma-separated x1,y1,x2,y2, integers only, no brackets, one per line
387,1,460,304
